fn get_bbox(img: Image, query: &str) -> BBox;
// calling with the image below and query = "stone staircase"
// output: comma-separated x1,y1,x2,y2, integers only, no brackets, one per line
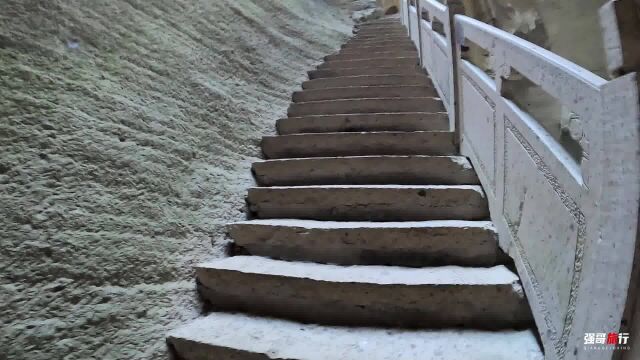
167,17,544,360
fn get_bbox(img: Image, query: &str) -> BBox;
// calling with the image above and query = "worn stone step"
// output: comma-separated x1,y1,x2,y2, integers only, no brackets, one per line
195,256,532,328
262,131,455,159
343,39,413,49
318,57,418,70
356,22,405,30
168,312,543,360
288,97,442,116
252,156,478,186
292,85,434,102
308,65,421,79
324,50,417,61
276,112,449,134
247,185,489,221
338,44,416,54
350,35,409,44
229,219,504,267
302,74,429,89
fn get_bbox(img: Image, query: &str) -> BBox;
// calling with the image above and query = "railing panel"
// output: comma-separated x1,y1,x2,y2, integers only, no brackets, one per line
418,0,456,131
408,3,420,50
455,13,640,360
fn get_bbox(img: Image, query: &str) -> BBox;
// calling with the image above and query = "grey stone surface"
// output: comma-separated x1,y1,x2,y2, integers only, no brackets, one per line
287,97,444,116
252,155,479,185
0,0,355,359
276,112,449,133
168,312,544,360
261,131,456,158
302,74,430,89
292,85,434,102
195,256,532,328
229,219,504,266
317,57,418,70
247,185,489,221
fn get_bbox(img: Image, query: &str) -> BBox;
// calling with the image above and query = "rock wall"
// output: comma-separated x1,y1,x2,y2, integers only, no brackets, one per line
0,1,351,359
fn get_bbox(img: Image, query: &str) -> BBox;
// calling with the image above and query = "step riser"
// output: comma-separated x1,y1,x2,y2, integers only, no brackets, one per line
252,157,479,186
229,223,502,267
247,187,489,221
339,45,416,54
197,266,531,329
342,40,414,49
350,36,409,43
288,98,443,116
308,66,420,79
324,51,417,61
262,132,455,158
292,86,435,102
302,75,429,89
276,113,449,134
318,58,418,70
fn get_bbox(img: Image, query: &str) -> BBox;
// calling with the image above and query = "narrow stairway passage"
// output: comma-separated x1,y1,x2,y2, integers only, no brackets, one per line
168,16,543,360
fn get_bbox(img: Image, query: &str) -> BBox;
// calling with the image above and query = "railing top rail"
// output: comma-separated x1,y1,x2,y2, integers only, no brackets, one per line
454,15,607,91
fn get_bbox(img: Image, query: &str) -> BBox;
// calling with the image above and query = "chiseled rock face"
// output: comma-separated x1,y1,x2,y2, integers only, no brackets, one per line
0,1,351,359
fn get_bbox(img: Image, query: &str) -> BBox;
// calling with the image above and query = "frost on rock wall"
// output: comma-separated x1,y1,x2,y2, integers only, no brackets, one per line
0,1,351,359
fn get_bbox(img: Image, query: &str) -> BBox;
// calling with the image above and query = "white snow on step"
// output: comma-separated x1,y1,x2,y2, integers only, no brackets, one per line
168,312,544,360
230,218,495,231
198,256,519,285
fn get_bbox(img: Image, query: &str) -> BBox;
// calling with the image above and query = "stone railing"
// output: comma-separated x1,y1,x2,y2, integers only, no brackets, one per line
402,1,640,360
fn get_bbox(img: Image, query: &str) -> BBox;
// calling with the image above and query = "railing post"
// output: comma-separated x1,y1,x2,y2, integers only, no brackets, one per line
444,0,465,147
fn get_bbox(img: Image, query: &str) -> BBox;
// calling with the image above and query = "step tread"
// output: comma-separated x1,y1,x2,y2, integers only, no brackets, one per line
276,112,449,133
252,155,479,186
292,85,435,102
169,313,543,360
198,256,518,285
230,218,495,230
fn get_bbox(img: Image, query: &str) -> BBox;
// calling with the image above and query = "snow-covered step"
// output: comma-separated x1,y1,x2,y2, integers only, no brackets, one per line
302,74,430,89
288,97,443,116
195,256,532,328
317,57,418,70
247,185,489,221
276,112,448,134
261,131,455,158
168,313,543,360
292,85,434,102
252,156,479,186
229,219,504,267
324,50,417,61
308,65,420,79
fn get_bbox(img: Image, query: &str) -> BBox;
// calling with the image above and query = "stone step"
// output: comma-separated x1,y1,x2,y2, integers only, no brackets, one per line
247,185,489,221
252,155,479,186
356,23,405,30
351,35,409,42
276,112,449,134
229,219,504,267
324,50,417,61
261,131,455,159
288,97,443,116
338,44,416,54
342,39,413,49
194,256,532,328
302,74,429,89
168,312,543,360
308,65,421,79
292,85,434,102
317,57,418,70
